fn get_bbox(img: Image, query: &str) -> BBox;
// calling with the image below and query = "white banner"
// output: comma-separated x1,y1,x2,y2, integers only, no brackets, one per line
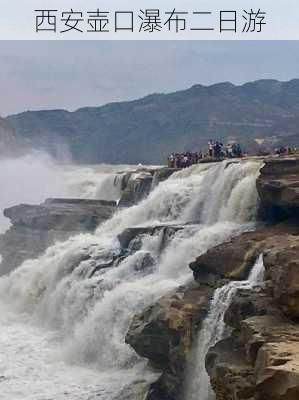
0,0,298,40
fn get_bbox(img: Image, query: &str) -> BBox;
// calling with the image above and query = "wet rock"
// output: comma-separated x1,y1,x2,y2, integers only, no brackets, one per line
190,230,264,283
126,283,213,400
204,233,299,400
118,167,178,207
206,337,256,400
133,252,155,273
151,168,179,188
118,225,184,250
4,198,116,231
113,377,160,400
190,222,299,284
118,171,154,207
0,198,116,275
224,287,280,331
198,222,299,400
207,314,299,400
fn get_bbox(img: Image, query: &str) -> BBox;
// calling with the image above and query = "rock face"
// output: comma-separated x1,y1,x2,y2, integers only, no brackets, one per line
126,283,214,400
118,170,154,207
126,218,299,400
257,158,299,219
263,236,299,319
118,168,177,207
205,230,299,400
190,221,299,283
122,157,299,400
0,198,116,275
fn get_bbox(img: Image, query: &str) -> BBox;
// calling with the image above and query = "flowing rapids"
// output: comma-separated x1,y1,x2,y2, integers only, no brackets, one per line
0,158,262,399
186,254,265,400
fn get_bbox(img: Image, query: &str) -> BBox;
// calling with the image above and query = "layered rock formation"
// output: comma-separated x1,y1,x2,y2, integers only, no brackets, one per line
0,198,116,275
126,283,214,400
118,168,177,207
203,159,299,400
0,164,175,275
257,157,299,219
126,157,299,400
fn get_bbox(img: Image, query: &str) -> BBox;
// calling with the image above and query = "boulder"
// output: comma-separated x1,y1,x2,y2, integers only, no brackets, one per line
4,198,116,231
206,336,256,400
190,222,299,284
0,198,116,274
126,282,214,400
224,287,280,331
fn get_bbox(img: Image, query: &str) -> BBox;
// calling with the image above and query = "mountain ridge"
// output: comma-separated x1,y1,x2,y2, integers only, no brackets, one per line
6,79,299,164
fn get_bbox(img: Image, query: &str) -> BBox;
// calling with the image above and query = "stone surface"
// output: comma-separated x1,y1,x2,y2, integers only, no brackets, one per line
207,315,299,400
263,235,299,320
257,158,299,219
204,228,299,400
4,198,116,231
224,287,281,331
0,198,116,274
126,282,213,400
190,221,299,283
118,170,154,207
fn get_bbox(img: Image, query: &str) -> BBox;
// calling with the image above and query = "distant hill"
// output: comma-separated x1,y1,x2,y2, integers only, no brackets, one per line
6,79,299,164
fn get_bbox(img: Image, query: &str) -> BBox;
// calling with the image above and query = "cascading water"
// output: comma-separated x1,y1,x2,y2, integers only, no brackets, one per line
0,159,262,399
185,254,265,400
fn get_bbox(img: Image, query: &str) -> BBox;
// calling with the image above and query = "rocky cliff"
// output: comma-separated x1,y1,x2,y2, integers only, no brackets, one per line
0,165,176,275
126,157,299,400
195,158,299,400
0,198,116,275
2,156,299,399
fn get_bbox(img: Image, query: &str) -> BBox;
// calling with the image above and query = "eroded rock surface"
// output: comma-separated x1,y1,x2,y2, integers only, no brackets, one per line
118,168,177,207
0,198,116,274
126,283,214,400
205,229,299,400
190,222,299,283
257,158,299,219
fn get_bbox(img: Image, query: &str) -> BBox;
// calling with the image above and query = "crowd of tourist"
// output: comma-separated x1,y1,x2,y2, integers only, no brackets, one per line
274,146,296,156
167,140,243,168
167,151,203,168
167,140,298,169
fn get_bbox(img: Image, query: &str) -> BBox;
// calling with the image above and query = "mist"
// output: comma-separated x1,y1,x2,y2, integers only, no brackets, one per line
0,151,71,232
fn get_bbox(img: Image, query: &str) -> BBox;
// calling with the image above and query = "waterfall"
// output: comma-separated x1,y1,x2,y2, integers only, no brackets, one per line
0,160,262,399
186,254,265,400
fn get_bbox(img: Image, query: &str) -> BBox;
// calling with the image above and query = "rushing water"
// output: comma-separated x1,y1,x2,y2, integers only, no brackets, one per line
0,157,262,399
186,254,265,400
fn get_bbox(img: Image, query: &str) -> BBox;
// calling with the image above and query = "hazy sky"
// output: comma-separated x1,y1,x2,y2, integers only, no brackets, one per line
0,41,299,116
